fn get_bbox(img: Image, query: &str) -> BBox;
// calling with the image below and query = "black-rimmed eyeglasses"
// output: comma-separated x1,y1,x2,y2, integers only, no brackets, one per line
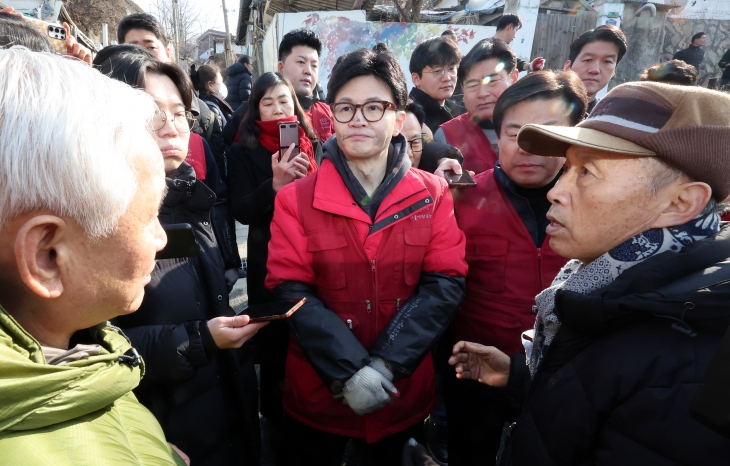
151,109,196,133
407,137,424,153
331,101,397,123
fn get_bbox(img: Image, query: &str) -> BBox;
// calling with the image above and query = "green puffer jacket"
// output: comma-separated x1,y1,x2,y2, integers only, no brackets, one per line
0,306,186,465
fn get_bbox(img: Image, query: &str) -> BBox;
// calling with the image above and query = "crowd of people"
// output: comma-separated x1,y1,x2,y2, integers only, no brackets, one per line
1,7,730,466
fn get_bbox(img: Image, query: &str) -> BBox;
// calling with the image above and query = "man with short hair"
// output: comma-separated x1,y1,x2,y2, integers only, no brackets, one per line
277,28,335,141
494,14,545,73
266,47,467,464
435,39,518,174
402,100,428,168
446,70,586,466
0,47,185,465
563,24,627,114
409,36,466,133
674,32,706,72
450,82,730,465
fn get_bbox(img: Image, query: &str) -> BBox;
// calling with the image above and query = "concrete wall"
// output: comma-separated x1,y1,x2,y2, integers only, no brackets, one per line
613,4,668,88
662,18,730,85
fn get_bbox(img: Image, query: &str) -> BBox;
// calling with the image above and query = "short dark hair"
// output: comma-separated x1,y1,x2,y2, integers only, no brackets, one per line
92,43,153,67
190,63,220,92
493,70,587,137
278,28,321,62
0,12,52,51
372,42,390,53
496,14,522,31
640,60,697,86
239,72,318,149
117,13,168,45
409,36,462,76
458,38,517,83
568,25,627,65
691,32,706,43
441,29,457,40
328,47,408,110
93,52,192,110
238,54,251,65
405,99,425,128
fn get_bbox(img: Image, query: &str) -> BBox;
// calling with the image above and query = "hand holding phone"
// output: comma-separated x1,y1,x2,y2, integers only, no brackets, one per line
279,122,300,161
444,169,477,187
242,298,307,323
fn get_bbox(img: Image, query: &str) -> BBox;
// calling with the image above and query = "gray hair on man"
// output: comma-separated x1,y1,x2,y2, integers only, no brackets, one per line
0,47,159,238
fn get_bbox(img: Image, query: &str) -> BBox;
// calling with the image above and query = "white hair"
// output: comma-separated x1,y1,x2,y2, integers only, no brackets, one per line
0,47,160,238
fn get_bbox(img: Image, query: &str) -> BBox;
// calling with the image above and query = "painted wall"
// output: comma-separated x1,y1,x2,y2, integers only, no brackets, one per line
264,11,496,96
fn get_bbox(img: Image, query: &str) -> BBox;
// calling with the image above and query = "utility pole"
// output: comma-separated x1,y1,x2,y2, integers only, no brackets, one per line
221,0,235,67
172,0,181,64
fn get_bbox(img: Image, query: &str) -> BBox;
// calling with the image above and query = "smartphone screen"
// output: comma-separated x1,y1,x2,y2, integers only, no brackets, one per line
444,170,477,187
156,223,199,260
242,298,307,323
279,122,300,161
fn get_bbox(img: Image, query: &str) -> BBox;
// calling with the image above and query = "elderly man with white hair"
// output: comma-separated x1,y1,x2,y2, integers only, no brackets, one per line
0,49,186,464
450,82,730,465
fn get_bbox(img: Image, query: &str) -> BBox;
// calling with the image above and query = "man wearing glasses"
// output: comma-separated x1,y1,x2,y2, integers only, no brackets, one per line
435,39,519,175
266,47,467,464
409,36,466,133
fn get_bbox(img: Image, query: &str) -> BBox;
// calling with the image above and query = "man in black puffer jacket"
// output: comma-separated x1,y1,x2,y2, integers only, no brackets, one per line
449,82,730,465
225,55,253,110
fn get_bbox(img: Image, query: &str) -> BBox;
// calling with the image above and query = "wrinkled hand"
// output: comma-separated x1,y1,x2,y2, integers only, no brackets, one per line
168,443,190,465
341,365,398,415
208,314,267,349
435,158,462,179
272,144,310,192
224,267,238,292
530,57,546,71
63,23,92,65
448,341,511,387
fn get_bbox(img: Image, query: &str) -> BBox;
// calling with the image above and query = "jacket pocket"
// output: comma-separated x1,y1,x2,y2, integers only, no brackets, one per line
402,226,431,286
307,230,348,289
465,236,508,292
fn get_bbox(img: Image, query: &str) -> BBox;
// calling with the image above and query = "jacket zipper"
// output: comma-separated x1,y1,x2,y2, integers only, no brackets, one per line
537,247,543,289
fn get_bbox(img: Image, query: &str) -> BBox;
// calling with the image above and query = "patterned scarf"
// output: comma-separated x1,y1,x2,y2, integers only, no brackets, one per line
527,209,721,377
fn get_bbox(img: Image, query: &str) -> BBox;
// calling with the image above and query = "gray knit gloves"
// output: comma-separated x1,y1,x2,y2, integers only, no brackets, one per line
340,358,398,415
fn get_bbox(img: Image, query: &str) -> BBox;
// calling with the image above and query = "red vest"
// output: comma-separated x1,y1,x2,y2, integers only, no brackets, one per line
284,163,442,442
185,133,207,182
305,101,334,142
454,169,568,355
440,113,498,175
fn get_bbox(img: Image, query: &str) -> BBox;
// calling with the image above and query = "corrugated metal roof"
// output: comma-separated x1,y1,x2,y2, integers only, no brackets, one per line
265,0,371,17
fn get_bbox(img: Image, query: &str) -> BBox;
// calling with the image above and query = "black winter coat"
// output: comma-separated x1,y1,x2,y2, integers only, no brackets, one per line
225,62,253,110
673,45,705,71
114,163,260,466
501,225,730,466
226,139,322,305
409,87,465,133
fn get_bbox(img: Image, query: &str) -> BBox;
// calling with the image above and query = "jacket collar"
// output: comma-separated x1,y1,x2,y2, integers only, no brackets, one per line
163,162,215,212
314,139,428,225
410,87,448,114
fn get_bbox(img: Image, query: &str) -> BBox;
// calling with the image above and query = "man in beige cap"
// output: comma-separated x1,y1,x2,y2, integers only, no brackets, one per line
449,82,730,465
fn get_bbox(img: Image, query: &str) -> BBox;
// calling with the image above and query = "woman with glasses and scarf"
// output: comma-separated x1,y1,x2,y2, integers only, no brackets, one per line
226,71,320,424
94,52,265,466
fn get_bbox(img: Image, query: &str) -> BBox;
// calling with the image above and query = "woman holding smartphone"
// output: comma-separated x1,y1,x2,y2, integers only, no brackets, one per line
226,71,320,423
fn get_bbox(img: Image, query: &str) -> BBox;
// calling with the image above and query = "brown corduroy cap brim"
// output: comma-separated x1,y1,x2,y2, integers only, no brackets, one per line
517,81,730,201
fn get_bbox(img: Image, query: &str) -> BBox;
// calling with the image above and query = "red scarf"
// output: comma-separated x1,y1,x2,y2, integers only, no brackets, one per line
256,116,317,175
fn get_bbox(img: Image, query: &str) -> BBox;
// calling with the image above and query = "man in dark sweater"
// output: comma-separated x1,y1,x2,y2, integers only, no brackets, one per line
674,32,706,72
718,46,730,87
409,36,466,133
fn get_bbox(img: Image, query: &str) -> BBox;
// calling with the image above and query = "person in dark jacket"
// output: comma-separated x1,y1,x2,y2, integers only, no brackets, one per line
226,71,320,423
446,70,585,466
101,53,266,466
673,32,706,72
450,81,730,465
225,54,253,110
409,36,466,133
718,47,730,87
266,47,468,466
192,63,234,126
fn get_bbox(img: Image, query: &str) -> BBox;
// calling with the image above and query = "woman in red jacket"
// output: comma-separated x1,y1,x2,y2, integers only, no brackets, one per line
226,71,320,422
